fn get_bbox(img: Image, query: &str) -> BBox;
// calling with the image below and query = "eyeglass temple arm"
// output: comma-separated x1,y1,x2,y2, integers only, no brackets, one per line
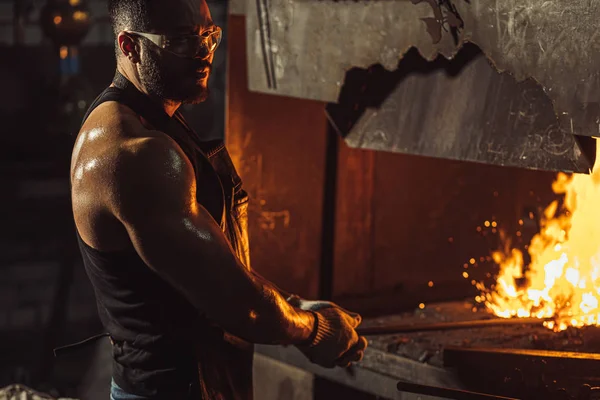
124,30,166,47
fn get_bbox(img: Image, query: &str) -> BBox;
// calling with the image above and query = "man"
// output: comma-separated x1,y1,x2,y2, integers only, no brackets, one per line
69,0,367,398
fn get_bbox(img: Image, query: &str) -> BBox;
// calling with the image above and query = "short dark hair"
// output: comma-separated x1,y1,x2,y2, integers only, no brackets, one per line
108,0,154,59
108,0,153,36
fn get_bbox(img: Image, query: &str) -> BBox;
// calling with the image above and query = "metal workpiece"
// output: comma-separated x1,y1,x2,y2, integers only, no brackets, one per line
247,0,600,131
325,43,596,173
245,0,600,172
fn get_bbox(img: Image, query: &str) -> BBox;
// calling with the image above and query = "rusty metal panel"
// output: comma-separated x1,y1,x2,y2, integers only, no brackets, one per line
226,15,326,298
332,144,375,297
326,44,595,173
331,148,561,316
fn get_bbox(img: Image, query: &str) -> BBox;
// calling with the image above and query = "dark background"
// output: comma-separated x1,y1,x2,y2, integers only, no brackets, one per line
0,0,228,397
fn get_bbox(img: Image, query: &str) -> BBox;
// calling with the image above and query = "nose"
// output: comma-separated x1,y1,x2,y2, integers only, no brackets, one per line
196,44,215,60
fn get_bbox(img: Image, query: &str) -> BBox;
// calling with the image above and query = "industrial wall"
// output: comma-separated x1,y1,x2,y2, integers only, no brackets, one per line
226,14,561,315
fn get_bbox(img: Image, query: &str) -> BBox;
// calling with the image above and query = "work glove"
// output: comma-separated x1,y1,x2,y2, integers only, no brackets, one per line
296,307,368,369
287,294,354,314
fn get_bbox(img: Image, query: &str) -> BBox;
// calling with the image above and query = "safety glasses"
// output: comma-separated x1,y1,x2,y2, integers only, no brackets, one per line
125,26,222,59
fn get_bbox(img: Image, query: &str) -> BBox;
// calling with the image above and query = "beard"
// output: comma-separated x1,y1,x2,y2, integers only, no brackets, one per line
139,43,211,104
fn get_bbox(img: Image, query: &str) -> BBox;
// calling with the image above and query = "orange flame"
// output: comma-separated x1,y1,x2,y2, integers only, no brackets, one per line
479,141,600,331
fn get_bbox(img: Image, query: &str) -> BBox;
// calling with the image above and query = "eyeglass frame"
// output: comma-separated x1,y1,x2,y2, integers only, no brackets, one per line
123,26,222,59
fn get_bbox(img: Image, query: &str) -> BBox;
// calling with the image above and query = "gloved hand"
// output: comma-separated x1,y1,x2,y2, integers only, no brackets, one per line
287,294,356,315
296,307,368,369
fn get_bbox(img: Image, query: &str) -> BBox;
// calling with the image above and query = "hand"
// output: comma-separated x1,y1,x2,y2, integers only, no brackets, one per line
335,335,368,368
287,295,358,316
296,307,368,369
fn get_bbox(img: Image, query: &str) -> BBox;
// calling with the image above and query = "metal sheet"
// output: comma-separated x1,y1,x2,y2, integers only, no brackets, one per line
443,346,600,398
245,0,600,171
256,344,461,400
228,0,245,15
246,0,600,139
325,43,596,173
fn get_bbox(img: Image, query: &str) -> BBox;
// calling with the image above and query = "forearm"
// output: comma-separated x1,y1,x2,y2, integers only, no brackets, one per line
219,275,316,345
131,218,315,345
249,268,294,300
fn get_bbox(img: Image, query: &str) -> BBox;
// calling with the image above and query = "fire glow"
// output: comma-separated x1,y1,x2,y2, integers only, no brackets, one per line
478,142,600,331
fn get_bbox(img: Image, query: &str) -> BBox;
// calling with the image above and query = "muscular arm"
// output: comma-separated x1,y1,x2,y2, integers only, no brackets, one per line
110,135,314,345
250,270,293,300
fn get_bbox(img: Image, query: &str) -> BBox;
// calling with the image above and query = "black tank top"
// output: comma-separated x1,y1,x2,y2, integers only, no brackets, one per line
66,71,254,399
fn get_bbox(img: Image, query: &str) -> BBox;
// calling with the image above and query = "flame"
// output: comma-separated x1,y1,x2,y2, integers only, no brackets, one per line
480,140,600,331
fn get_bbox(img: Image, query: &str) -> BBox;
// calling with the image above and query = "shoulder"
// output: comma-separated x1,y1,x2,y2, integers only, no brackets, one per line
74,102,196,214
78,101,193,180
109,127,198,224
107,131,201,228
113,130,195,195
114,133,195,193
80,101,154,139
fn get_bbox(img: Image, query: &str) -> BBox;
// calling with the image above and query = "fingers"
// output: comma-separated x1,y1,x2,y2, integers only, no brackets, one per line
328,303,362,324
342,310,362,328
300,298,363,328
305,300,336,312
332,303,361,326
336,336,367,367
335,336,368,368
287,295,302,307
351,312,362,326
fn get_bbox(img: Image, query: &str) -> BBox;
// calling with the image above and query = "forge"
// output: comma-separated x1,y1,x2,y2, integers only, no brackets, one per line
257,298,600,399
229,0,600,399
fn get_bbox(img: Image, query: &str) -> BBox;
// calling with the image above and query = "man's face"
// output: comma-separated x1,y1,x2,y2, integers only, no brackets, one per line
138,0,215,104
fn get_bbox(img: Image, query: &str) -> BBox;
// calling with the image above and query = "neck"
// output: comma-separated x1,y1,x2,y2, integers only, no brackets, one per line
115,65,182,117
162,98,181,117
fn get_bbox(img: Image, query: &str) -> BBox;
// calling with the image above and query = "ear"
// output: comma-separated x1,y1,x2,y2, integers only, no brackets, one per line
117,32,140,63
